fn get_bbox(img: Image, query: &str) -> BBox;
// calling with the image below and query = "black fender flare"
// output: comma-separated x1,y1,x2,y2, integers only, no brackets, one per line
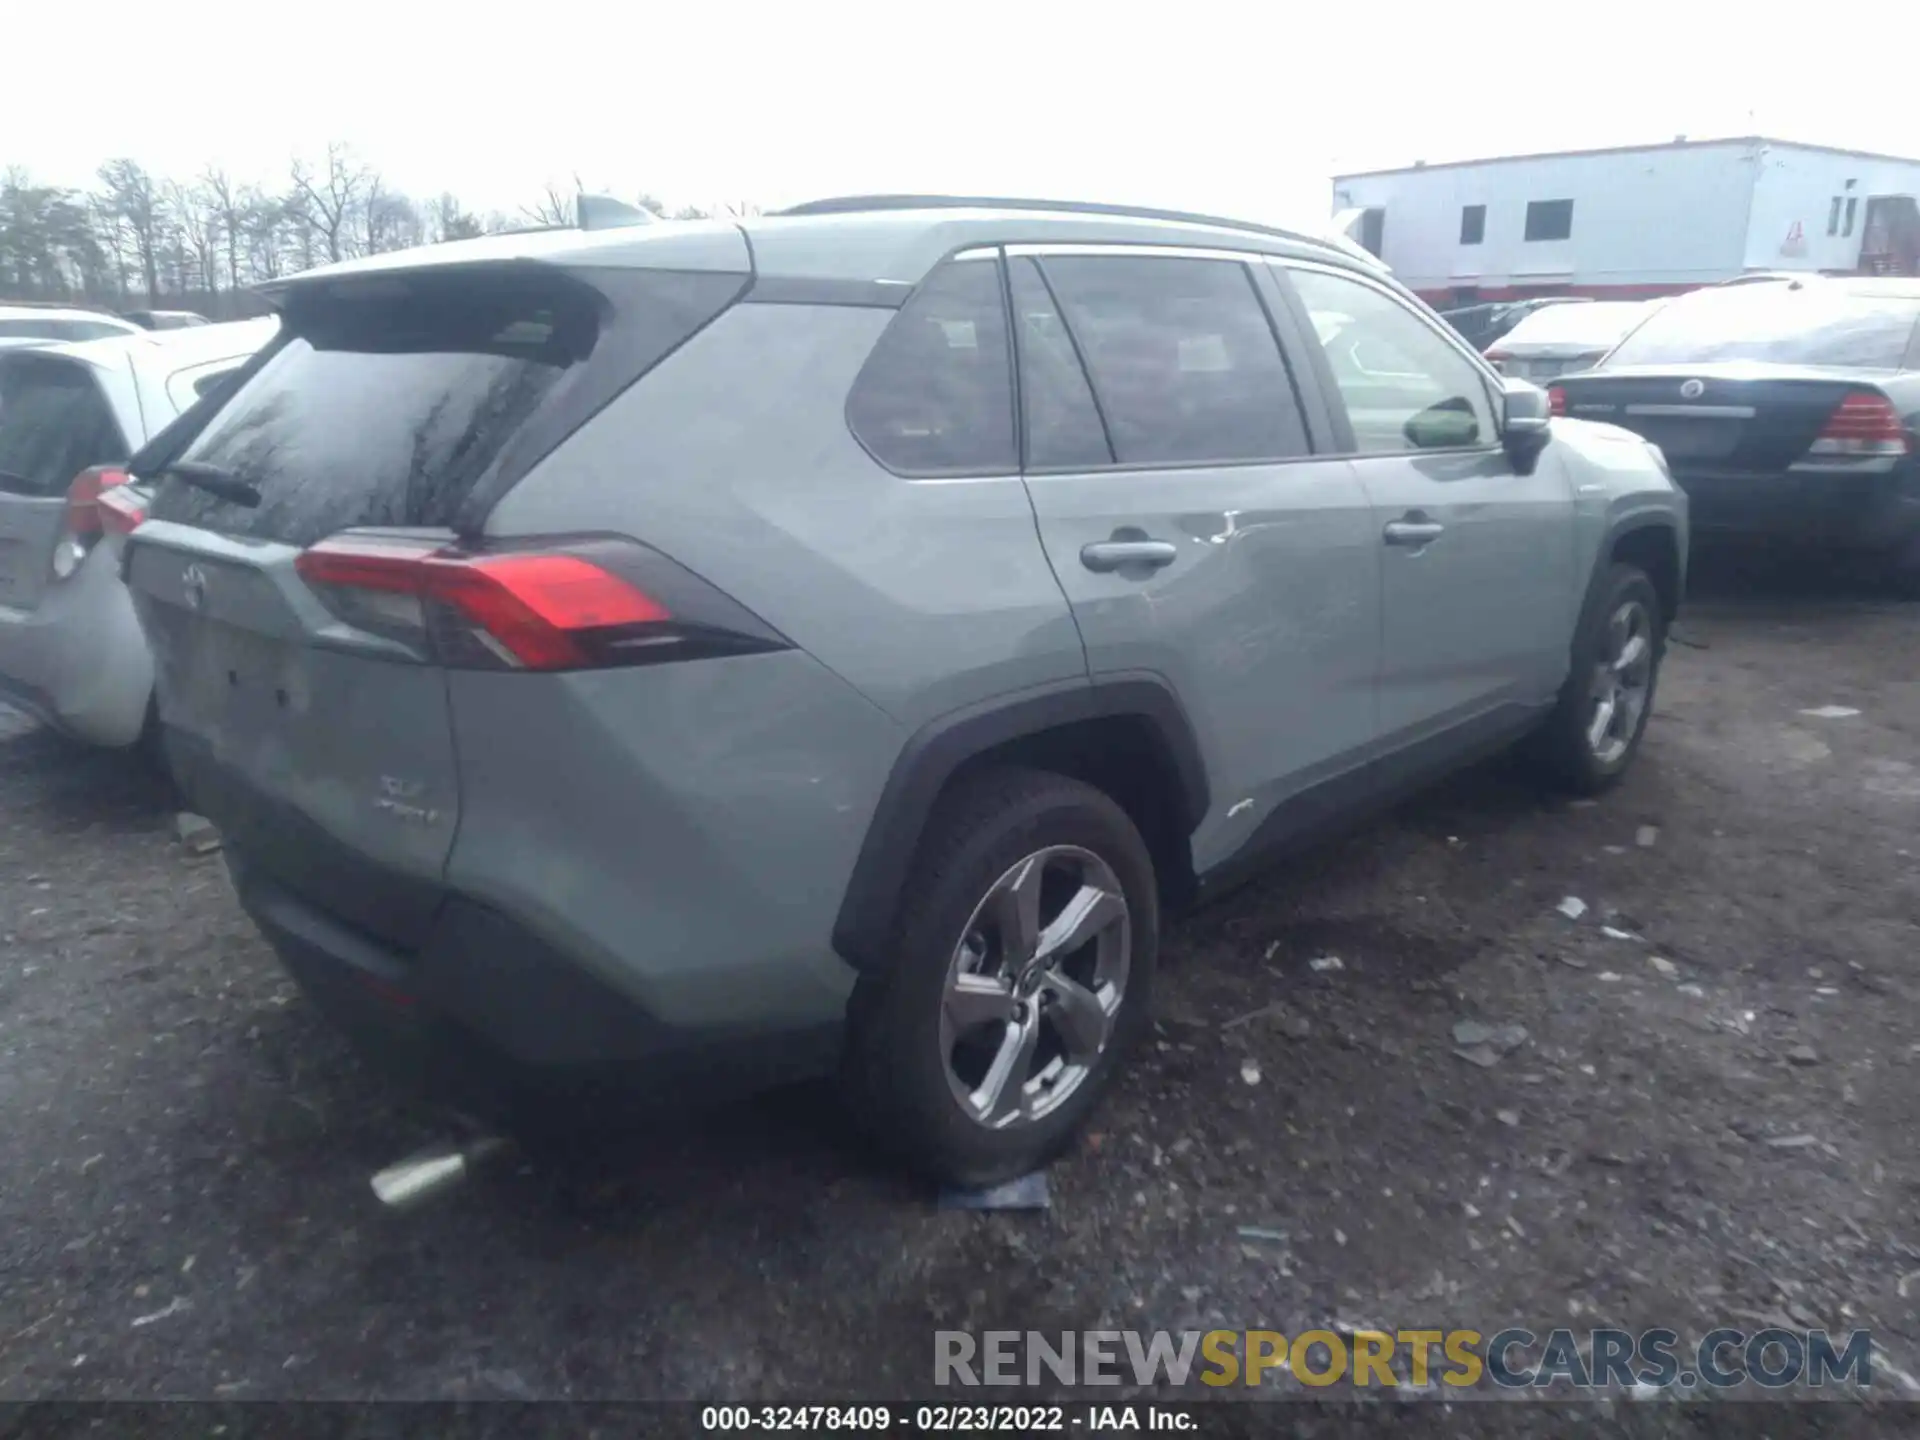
1577,511,1683,642
831,675,1210,974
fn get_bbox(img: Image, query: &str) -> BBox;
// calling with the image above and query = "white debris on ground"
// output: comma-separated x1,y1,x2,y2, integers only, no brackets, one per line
1557,896,1588,920
1799,705,1861,719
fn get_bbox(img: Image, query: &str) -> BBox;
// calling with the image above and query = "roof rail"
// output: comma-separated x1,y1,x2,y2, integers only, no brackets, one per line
775,194,1342,251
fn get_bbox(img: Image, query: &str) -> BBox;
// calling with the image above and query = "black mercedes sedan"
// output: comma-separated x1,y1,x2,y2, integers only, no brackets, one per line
1550,277,1920,590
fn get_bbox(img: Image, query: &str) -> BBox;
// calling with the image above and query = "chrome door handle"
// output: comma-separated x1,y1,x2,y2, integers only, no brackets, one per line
1383,519,1445,547
1080,540,1178,573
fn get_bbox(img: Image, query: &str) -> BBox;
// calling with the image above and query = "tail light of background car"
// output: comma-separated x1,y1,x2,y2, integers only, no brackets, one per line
294,533,790,672
51,466,138,580
1804,391,1911,460
1485,349,1510,374
1547,385,1567,417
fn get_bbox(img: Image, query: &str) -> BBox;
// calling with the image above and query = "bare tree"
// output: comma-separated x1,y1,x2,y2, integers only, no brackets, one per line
96,157,166,301
167,179,219,296
203,167,249,293
427,192,484,243
1,144,763,309
290,142,367,264
521,177,579,228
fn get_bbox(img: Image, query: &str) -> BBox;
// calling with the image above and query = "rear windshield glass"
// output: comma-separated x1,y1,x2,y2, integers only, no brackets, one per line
1499,302,1651,350
0,317,131,341
151,273,602,545
0,356,128,497
1601,288,1920,369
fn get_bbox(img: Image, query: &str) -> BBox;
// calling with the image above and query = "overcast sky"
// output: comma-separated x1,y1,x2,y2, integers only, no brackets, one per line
6,1,1912,226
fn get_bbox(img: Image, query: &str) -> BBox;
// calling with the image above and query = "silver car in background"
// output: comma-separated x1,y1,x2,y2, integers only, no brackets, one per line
0,305,144,350
1485,299,1659,382
0,318,276,746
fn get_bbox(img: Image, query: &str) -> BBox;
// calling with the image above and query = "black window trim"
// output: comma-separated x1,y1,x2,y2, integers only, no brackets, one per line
1004,249,1117,469
1003,240,1323,476
1523,198,1575,244
1265,256,1507,462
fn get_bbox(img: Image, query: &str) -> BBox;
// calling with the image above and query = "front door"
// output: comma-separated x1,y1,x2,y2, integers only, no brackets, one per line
1006,247,1381,872
1278,262,1577,748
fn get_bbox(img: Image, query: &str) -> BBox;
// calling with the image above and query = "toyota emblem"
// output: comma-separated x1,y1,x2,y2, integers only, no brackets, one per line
182,563,209,611
1679,379,1706,400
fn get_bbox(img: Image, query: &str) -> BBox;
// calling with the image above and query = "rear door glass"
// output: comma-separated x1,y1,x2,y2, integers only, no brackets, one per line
150,274,601,545
846,257,1016,476
0,355,128,497
1037,255,1309,465
1008,257,1112,469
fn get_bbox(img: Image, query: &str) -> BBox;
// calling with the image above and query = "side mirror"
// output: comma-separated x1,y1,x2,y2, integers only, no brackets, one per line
1501,378,1553,474
1403,402,1483,449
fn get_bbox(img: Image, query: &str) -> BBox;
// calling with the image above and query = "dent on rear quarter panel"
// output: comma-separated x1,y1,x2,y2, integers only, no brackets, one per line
482,303,1090,732
441,652,900,1030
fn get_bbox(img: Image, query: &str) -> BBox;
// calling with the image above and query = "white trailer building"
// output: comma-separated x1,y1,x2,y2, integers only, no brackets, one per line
1331,137,1920,308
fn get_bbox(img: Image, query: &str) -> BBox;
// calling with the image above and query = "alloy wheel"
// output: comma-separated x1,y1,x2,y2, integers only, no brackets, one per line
938,845,1131,1129
1586,598,1655,767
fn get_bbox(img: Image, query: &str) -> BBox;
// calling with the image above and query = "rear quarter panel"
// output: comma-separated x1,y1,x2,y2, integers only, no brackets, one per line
483,301,1089,730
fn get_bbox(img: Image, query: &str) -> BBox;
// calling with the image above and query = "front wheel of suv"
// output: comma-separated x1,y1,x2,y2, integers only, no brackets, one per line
842,767,1159,1187
1528,562,1666,795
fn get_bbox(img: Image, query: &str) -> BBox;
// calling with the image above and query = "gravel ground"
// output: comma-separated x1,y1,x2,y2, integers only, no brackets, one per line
2,559,1917,1431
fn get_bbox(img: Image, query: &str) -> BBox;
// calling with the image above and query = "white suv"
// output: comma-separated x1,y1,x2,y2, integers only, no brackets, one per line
0,318,276,746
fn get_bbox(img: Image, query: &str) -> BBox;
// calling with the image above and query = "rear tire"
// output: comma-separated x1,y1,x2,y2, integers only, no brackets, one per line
1527,564,1666,795
841,766,1158,1187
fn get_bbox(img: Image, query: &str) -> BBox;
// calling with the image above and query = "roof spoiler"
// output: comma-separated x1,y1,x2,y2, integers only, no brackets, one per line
576,194,658,231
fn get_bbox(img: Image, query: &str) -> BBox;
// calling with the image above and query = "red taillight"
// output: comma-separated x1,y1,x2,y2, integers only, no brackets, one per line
1808,391,1909,457
97,484,147,535
294,537,672,672
64,466,131,538
1547,386,1567,417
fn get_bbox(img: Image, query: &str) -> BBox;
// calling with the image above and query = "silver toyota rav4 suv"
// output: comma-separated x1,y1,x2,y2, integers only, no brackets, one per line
121,198,1687,1185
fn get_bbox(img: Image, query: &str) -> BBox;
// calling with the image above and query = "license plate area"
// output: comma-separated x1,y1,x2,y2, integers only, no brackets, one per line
1636,418,1743,462
151,607,307,740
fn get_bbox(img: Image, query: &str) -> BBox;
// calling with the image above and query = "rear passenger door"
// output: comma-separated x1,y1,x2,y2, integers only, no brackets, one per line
1010,246,1381,872
1274,262,1576,749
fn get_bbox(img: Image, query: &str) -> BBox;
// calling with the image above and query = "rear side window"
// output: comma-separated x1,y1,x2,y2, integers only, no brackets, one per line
1008,257,1112,469
152,271,621,546
0,356,128,497
1038,255,1309,466
846,258,1016,475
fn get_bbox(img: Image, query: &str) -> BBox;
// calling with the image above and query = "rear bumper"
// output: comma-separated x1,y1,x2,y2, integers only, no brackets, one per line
1670,462,1920,551
0,540,152,747
230,848,846,1122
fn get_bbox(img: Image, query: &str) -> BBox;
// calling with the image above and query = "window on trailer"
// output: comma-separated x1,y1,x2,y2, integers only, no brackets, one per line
1524,200,1573,242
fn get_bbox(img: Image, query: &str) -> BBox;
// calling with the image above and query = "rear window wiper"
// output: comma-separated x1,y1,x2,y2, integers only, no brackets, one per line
146,460,261,508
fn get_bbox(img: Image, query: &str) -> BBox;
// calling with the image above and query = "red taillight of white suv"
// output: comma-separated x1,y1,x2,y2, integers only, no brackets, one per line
294,533,789,672
50,465,142,580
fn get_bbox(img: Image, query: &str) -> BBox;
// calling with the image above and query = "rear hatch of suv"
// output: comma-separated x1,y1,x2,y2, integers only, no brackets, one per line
123,248,749,952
